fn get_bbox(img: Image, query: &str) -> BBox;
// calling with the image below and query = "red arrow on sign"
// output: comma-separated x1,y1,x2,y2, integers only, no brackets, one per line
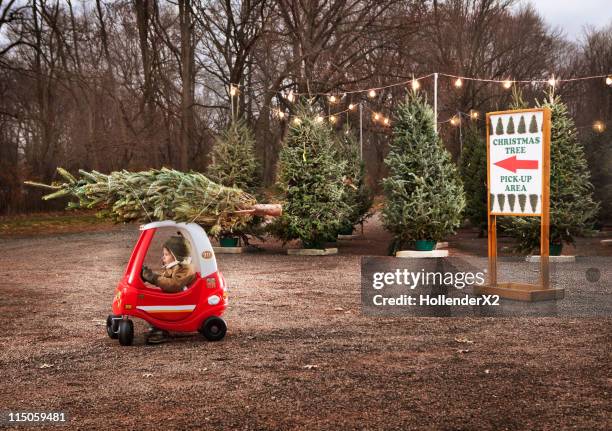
494,155,539,173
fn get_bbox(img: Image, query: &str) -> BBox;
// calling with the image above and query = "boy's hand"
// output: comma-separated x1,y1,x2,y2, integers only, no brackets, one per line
141,266,157,284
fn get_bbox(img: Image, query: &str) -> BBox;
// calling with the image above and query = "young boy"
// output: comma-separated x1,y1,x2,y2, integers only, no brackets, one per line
141,235,196,343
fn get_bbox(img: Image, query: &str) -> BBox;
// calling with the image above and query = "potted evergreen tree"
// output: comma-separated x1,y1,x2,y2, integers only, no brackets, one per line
272,103,350,253
335,125,373,237
459,125,487,235
504,92,599,255
382,91,465,254
208,119,261,247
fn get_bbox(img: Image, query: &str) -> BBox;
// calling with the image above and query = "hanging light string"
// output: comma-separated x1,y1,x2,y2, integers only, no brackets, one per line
278,72,611,99
440,72,612,85
285,73,435,97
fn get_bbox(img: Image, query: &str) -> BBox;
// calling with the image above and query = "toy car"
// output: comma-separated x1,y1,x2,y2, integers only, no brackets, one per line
106,221,228,346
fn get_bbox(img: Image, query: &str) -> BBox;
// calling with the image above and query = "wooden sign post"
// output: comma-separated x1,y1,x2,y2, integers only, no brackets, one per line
474,108,564,301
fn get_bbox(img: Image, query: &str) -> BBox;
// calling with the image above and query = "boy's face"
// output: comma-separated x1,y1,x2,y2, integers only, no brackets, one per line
162,247,175,265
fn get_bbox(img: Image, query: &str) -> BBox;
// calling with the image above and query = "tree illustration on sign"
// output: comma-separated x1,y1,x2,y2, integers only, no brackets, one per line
506,117,515,134
495,118,504,135
529,115,538,133
497,194,506,212
517,116,526,134
518,194,527,212
529,194,538,213
508,194,516,212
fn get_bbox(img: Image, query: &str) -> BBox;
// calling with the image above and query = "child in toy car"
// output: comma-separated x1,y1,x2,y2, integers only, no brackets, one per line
141,235,196,343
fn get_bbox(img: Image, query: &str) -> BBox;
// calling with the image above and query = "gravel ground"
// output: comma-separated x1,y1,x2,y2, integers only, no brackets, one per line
0,216,610,430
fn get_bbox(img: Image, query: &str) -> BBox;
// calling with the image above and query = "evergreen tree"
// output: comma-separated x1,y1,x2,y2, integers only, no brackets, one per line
208,119,260,191
504,92,599,252
382,91,465,253
273,103,350,248
583,128,612,226
334,125,373,234
459,125,488,233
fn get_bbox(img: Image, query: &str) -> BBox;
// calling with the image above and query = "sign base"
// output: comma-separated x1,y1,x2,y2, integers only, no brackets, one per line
473,282,564,302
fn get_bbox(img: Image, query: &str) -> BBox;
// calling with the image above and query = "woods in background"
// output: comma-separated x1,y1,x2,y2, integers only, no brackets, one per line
0,0,610,223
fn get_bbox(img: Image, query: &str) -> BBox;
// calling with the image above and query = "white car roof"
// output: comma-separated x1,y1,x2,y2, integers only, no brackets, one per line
139,221,217,275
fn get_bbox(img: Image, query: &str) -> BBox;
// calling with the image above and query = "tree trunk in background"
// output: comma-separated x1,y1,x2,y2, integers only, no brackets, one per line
178,0,195,170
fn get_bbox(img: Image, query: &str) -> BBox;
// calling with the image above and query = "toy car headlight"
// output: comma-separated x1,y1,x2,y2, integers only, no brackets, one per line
207,295,221,306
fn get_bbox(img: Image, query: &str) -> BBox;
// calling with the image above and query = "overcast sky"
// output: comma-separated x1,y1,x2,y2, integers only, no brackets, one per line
517,0,612,41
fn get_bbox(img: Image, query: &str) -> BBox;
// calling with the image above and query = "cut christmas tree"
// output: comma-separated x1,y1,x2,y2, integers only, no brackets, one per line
272,103,350,250
25,167,280,236
459,124,487,234
207,119,263,245
334,125,373,236
208,119,261,191
382,90,465,254
503,92,599,254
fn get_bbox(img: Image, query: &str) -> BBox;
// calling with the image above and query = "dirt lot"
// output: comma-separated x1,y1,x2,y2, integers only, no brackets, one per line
0,215,610,430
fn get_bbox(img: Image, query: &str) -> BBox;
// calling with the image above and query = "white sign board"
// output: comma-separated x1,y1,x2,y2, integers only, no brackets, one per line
487,109,545,215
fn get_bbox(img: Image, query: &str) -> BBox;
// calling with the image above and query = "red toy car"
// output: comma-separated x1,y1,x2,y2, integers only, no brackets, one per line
106,221,228,346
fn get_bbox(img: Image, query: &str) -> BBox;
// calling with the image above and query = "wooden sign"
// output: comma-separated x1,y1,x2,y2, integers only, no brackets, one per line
488,110,544,215
473,108,564,302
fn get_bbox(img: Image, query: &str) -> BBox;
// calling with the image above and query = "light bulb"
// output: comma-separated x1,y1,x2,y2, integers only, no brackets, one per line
450,116,460,126
293,117,301,125
373,112,380,121
330,115,337,123
383,118,390,126
329,95,337,103
316,115,324,123
593,121,605,133
411,79,420,90
502,80,512,89
278,111,285,119
454,78,463,88
548,76,557,87
368,89,376,98
348,103,356,111
229,85,237,96
606,76,612,86
470,110,479,120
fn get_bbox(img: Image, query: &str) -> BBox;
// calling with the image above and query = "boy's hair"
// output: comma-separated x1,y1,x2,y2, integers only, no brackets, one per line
163,236,190,261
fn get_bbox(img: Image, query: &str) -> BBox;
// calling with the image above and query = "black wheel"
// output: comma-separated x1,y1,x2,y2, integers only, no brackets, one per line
199,317,227,341
106,315,119,339
118,319,134,346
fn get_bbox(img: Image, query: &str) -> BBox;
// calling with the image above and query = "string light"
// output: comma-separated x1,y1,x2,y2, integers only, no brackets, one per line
348,103,356,111
470,110,479,120
229,85,238,96
454,78,463,88
383,117,390,126
277,110,285,119
548,76,557,87
315,115,324,123
606,76,612,86
293,117,301,125
450,115,461,126
368,89,376,98
593,121,606,133
329,115,337,124
328,95,337,104
373,112,380,121
502,80,512,89
411,79,420,91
